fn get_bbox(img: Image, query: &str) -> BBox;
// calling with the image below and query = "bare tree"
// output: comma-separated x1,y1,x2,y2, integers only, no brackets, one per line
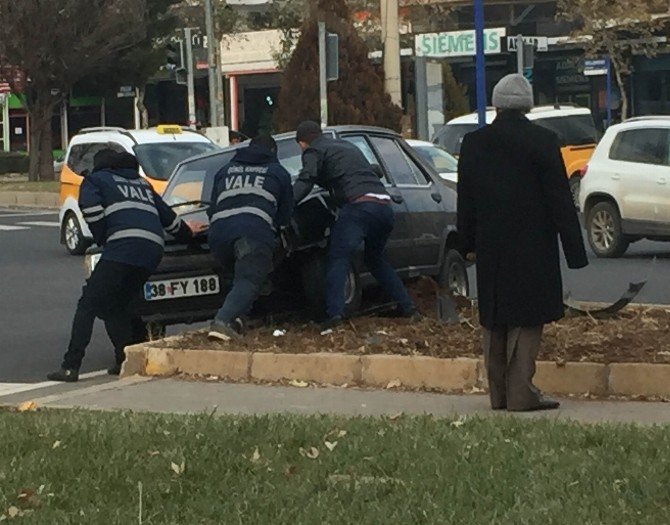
0,0,148,180
557,0,668,121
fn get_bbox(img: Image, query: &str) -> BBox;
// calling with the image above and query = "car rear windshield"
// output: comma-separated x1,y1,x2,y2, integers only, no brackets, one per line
133,142,218,181
434,124,478,156
413,144,458,173
533,115,598,147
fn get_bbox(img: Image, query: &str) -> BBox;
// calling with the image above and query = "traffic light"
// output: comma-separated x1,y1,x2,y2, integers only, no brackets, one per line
165,41,183,70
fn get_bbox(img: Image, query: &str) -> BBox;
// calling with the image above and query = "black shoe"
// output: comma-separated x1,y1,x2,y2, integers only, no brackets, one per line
208,321,243,341
47,368,79,383
508,399,560,412
320,316,343,331
107,364,122,376
384,306,422,321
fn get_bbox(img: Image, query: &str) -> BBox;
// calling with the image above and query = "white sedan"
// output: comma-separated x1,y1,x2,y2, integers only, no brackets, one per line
407,139,459,184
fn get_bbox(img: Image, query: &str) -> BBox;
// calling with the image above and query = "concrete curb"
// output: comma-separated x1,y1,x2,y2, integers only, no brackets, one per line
121,344,670,398
0,191,59,209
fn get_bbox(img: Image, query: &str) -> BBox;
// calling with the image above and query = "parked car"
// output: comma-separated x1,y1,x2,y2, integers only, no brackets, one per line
85,126,470,329
59,125,218,255
580,116,670,258
407,139,459,184
433,105,600,205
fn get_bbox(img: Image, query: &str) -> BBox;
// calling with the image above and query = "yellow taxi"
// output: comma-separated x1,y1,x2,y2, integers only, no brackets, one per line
59,125,218,254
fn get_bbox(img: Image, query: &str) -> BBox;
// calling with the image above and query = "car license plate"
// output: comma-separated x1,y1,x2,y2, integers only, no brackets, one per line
144,275,220,301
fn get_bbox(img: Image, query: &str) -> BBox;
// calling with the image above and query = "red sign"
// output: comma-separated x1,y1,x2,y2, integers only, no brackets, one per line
0,82,9,94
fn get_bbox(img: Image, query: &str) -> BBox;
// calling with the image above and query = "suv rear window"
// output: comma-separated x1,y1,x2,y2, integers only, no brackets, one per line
164,151,236,208
434,124,478,156
533,115,598,147
133,142,218,181
609,128,670,166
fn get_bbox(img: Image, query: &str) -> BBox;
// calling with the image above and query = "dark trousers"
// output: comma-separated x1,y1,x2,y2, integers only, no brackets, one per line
212,237,274,324
62,260,151,370
326,202,413,319
482,326,544,410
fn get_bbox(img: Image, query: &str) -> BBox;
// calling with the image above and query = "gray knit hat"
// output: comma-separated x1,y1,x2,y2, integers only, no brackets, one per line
492,74,534,111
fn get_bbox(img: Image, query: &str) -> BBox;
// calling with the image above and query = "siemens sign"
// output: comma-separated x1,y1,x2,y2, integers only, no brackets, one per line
415,28,506,58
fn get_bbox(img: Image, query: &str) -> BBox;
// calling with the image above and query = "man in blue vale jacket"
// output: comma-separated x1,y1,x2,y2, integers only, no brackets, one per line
47,149,195,382
207,135,293,341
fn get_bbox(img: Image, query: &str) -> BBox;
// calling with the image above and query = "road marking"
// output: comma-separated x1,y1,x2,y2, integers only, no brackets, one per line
0,211,58,218
17,221,60,227
0,225,29,231
0,370,108,397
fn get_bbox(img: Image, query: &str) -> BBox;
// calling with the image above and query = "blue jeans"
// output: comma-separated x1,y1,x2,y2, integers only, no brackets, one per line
326,202,414,318
212,237,274,324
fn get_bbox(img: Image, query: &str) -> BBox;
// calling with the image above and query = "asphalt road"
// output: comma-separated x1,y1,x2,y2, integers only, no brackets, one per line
1,206,670,384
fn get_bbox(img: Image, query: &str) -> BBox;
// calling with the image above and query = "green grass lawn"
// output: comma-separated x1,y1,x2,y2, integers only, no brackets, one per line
1,411,668,524
0,180,59,193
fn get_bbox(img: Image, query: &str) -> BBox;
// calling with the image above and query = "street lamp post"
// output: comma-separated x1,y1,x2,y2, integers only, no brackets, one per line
474,0,487,128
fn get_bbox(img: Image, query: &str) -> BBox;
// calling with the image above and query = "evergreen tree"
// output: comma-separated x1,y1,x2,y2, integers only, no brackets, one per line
274,0,402,132
442,62,469,122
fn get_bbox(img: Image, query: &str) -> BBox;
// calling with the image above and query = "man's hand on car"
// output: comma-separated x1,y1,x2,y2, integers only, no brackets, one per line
186,220,209,235
466,252,476,262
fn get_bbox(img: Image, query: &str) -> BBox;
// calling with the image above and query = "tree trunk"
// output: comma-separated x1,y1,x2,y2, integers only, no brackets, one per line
27,102,56,181
614,66,628,122
136,85,149,129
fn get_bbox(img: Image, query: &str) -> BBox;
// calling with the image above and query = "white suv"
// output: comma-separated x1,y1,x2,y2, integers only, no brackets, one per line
580,116,670,258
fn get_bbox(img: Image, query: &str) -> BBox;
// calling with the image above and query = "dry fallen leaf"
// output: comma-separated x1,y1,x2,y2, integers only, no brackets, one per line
299,446,320,459
386,379,402,389
7,507,18,518
148,450,161,457
170,461,185,475
52,440,61,449
289,380,309,388
337,430,347,438
251,447,261,463
451,419,466,428
324,441,338,452
388,412,403,421
17,401,37,413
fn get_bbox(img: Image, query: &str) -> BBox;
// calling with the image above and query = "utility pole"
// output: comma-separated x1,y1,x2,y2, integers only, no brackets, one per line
381,0,402,106
204,0,219,127
318,21,328,128
184,27,197,130
516,35,524,74
474,0,487,128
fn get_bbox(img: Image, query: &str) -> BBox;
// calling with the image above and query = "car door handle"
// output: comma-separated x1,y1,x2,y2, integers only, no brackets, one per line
431,192,443,203
658,178,667,185
390,194,404,204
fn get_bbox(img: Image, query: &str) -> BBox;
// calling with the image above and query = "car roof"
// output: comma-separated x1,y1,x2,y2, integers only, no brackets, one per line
70,126,213,146
446,105,592,125
618,116,670,126
406,139,436,147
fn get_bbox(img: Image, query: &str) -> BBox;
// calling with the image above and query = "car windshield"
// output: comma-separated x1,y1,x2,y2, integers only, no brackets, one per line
133,142,219,181
413,144,459,172
163,150,236,211
435,124,478,156
533,115,599,147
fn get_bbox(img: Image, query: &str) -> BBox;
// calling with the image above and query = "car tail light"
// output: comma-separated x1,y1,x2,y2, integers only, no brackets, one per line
579,165,589,178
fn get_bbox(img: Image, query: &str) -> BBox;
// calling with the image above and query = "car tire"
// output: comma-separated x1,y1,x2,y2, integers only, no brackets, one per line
586,201,629,258
569,177,581,209
301,253,362,318
438,249,470,297
62,212,90,255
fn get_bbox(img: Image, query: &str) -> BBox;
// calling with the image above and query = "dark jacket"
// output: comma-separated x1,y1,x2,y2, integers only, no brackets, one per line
293,135,388,206
457,111,588,329
207,144,293,248
80,166,191,271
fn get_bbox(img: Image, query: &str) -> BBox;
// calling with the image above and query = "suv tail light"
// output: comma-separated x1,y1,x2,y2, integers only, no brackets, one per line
579,165,589,178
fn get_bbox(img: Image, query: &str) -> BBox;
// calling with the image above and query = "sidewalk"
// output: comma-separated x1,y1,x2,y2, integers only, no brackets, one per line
3,376,669,425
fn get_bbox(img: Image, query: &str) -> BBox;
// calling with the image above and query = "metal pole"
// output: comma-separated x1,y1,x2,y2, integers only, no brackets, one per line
381,0,402,106
60,100,69,151
204,0,218,127
474,0,487,128
606,55,612,128
318,21,328,128
100,97,106,127
1,95,9,152
516,34,524,74
133,88,141,130
185,27,197,130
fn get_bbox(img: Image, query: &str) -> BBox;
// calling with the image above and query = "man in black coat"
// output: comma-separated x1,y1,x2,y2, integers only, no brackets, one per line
457,74,589,411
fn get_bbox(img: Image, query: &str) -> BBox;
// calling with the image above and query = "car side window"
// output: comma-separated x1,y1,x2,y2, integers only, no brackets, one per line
66,145,87,175
68,142,124,176
276,138,303,177
369,136,424,186
341,135,390,184
610,129,670,166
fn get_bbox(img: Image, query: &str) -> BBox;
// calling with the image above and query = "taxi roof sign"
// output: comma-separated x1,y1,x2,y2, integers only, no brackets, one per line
156,124,183,135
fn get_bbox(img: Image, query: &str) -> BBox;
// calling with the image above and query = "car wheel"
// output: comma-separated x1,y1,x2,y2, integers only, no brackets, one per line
569,177,581,209
63,212,90,255
438,249,470,297
587,201,629,258
301,253,362,318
